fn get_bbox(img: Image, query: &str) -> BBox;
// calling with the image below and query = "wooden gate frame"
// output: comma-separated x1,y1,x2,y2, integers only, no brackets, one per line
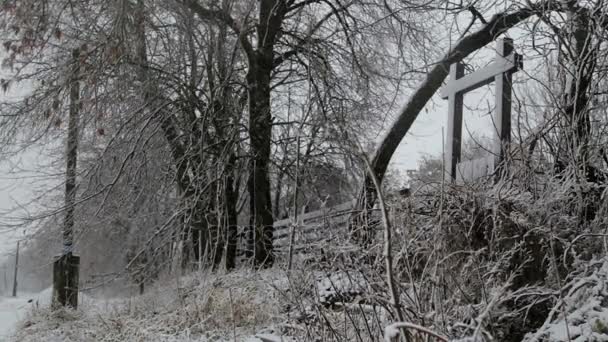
441,38,522,182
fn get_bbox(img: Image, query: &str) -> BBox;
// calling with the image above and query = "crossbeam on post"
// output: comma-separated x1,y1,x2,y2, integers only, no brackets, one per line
442,38,522,182
440,52,522,99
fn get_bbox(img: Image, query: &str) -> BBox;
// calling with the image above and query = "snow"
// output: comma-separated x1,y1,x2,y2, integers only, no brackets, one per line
12,259,608,342
316,270,368,306
384,324,401,341
9,271,299,342
0,289,51,339
244,334,296,342
524,260,608,342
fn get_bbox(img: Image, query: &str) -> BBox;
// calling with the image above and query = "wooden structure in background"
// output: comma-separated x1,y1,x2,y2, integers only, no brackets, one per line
441,38,522,182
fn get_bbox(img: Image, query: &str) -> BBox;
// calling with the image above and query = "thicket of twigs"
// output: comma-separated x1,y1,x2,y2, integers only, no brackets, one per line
11,163,608,342
276,167,608,341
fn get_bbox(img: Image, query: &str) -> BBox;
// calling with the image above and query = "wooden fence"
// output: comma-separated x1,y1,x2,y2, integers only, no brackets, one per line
236,197,391,261
272,201,355,253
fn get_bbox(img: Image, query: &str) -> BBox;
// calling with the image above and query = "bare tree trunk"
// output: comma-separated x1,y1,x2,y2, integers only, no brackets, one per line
211,174,225,268
247,61,275,267
563,7,595,169
224,153,238,270
190,213,209,269
135,0,209,269
184,0,291,268
244,0,291,268
560,5,601,222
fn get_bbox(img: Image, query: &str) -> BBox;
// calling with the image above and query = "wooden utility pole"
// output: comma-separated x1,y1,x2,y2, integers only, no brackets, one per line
12,240,19,297
3,265,7,295
52,47,81,309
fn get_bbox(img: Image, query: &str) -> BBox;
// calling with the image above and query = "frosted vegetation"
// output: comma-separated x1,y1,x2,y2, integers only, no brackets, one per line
1,0,608,341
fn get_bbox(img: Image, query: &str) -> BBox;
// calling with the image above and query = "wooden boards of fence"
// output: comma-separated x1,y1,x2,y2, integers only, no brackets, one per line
273,200,357,253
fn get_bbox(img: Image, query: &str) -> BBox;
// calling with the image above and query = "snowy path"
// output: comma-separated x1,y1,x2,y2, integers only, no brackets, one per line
0,291,49,340
0,295,32,339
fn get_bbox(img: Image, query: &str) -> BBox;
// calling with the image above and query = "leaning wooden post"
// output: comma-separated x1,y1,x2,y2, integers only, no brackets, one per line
445,63,465,181
493,38,514,179
12,240,19,297
53,47,81,309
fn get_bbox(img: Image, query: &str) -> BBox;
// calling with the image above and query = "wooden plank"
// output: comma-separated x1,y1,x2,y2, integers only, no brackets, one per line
274,210,358,239
270,198,390,260
274,222,385,249
274,214,382,243
446,63,465,181
273,200,355,228
493,39,514,178
440,52,522,99
275,207,360,231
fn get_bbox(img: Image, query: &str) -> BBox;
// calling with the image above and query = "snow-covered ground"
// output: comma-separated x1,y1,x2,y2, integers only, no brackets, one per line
0,289,50,340
9,272,301,342
0,296,27,339
11,261,608,342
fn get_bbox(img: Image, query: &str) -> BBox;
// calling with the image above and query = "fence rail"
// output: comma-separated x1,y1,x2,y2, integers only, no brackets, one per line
236,199,386,260
272,201,354,249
